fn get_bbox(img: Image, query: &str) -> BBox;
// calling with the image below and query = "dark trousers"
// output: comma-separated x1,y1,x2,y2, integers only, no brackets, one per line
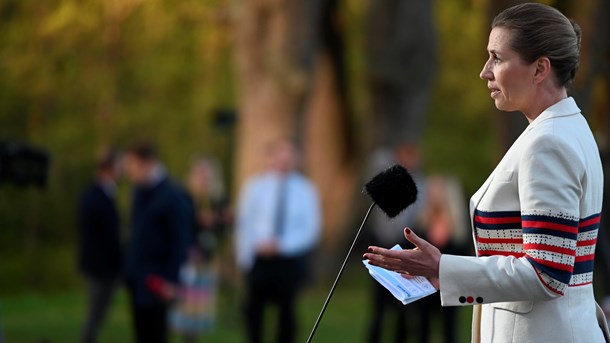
367,282,457,343
130,303,168,343
368,280,408,343
417,293,457,343
80,275,118,343
244,255,306,343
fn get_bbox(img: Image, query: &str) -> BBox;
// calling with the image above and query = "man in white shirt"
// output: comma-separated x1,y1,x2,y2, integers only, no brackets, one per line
236,139,321,343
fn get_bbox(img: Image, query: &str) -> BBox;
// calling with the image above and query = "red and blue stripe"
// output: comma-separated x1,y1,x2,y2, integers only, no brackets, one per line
473,209,601,293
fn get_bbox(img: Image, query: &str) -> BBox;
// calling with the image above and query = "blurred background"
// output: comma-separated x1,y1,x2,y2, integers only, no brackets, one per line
0,0,608,342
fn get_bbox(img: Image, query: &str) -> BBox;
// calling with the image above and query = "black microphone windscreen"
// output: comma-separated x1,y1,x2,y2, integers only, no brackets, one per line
364,164,418,218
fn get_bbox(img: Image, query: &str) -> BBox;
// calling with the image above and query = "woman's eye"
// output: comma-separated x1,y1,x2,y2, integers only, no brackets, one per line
492,56,501,64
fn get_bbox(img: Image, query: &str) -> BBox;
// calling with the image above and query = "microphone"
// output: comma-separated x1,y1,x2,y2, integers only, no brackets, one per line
306,164,418,342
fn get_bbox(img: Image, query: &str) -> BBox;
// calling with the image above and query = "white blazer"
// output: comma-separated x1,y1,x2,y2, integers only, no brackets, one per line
439,97,605,343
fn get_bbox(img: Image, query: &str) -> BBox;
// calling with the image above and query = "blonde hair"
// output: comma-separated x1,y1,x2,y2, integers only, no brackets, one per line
492,3,581,87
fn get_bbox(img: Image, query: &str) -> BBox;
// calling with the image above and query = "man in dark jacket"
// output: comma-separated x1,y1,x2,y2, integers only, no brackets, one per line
77,149,122,343
123,142,192,343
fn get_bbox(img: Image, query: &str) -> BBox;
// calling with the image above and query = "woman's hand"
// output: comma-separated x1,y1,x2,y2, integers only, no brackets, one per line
363,228,441,289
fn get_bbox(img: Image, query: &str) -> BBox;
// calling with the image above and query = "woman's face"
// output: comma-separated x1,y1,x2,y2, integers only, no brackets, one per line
188,163,212,194
480,27,537,113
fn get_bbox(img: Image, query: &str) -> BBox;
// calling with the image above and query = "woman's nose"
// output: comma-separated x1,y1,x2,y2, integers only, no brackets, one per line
480,60,493,80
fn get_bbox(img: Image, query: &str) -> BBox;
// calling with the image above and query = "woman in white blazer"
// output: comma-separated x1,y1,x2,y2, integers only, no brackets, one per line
364,3,607,342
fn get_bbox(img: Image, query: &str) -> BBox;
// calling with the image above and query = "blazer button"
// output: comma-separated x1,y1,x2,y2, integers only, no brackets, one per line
459,296,466,303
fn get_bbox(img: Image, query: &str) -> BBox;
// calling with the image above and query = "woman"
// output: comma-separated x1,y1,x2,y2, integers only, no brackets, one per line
363,3,608,342
187,156,231,260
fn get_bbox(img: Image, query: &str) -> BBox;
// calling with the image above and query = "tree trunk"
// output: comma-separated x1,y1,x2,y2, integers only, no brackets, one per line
233,0,357,253
304,51,358,250
234,0,298,184
365,0,437,148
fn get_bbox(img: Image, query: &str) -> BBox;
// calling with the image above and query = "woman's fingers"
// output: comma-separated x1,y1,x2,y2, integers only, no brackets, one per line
364,229,442,279
366,246,405,259
364,248,414,273
364,251,404,272
403,227,427,249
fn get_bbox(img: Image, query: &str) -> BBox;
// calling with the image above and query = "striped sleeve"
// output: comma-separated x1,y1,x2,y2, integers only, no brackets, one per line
518,133,585,296
521,210,578,295
572,213,600,286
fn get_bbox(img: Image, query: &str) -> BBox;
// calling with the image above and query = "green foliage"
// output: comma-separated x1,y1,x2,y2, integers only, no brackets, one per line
0,0,235,292
0,0,575,293
425,0,496,195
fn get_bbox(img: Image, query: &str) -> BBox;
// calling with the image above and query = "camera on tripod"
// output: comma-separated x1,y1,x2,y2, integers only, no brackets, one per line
0,140,50,188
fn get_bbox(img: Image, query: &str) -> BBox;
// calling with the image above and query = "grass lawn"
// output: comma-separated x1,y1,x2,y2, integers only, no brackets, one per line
0,269,472,342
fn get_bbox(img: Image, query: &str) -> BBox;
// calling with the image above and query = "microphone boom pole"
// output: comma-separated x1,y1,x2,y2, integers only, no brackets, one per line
306,202,376,343
306,164,417,342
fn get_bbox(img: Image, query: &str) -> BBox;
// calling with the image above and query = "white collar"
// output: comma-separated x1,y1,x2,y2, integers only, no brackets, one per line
528,97,580,129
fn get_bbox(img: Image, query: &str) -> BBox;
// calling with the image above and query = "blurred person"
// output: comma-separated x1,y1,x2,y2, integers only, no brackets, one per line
364,4,608,342
365,144,427,343
416,175,469,343
187,156,231,260
173,246,218,343
123,142,193,343
164,157,230,342
148,246,218,343
77,148,122,343
236,138,321,343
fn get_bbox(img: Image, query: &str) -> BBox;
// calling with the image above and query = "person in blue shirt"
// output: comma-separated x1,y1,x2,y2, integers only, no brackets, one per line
123,142,192,343
236,139,321,343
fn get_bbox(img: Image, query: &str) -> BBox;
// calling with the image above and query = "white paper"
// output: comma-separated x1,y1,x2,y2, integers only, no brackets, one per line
362,244,437,305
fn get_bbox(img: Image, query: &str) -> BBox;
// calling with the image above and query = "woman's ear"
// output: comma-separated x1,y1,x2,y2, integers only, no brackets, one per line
533,56,552,84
